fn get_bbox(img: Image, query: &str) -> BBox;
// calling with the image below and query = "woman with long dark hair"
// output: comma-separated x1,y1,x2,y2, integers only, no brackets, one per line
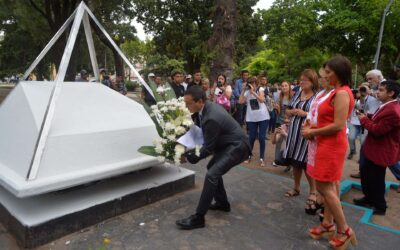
212,74,233,112
302,56,356,249
272,81,293,169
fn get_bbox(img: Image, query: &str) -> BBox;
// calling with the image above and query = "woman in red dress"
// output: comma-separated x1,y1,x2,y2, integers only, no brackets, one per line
302,56,356,250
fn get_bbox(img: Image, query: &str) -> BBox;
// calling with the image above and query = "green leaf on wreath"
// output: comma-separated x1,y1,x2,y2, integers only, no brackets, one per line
138,146,157,157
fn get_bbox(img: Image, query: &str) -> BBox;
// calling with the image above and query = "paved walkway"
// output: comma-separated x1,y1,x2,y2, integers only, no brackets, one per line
1,160,397,249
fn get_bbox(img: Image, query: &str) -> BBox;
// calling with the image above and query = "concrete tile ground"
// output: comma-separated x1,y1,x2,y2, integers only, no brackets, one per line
4,161,395,250
0,87,399,249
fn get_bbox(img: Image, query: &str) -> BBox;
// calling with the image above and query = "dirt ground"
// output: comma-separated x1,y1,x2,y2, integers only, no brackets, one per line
244,132,399,231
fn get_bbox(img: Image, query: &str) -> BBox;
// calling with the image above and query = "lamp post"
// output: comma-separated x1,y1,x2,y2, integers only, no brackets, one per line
373,0,395,69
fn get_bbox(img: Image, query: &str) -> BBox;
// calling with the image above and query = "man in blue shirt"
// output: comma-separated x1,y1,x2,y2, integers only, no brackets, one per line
233,70,249,126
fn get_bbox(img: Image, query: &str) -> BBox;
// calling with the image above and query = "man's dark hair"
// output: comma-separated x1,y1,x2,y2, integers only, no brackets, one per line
380,80,400,99
171,69,183,77
185,85,206,102
241,70,249,75
324,55,352,86
359,86,367,93
193,69,201,75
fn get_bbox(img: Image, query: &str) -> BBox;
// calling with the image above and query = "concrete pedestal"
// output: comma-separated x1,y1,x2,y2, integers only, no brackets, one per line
0,166,194,248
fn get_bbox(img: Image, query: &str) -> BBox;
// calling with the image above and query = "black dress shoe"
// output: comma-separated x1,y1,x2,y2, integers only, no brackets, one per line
176,214,205,230
347,153,354,160
353,197,372,207
373,208,386,216
209,202,231,212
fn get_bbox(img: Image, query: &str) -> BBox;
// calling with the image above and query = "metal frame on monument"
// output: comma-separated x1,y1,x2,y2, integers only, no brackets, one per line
24,1,155,181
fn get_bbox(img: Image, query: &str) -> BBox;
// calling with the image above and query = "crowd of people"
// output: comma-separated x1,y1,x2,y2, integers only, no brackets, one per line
75,68,128,95
141,56,399,250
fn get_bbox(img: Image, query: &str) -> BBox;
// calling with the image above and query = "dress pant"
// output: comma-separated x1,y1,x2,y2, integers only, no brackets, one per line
388,162,400,181
196,142,250,216
360,156,387,211
234,103,245,126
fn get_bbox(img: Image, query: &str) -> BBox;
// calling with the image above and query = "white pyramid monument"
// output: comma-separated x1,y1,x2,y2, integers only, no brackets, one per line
0,2,161,198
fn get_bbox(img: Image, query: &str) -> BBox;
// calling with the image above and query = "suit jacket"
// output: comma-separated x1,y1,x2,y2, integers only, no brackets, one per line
192,101,250,159
361,100,400,167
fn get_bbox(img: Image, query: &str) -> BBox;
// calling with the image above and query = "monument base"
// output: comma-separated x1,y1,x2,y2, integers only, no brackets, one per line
0,165,194,248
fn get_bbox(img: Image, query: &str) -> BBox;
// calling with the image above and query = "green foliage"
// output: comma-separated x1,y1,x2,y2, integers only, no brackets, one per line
125,80,140,91
132,0,262,74
1,0,400,81
138,146,157,157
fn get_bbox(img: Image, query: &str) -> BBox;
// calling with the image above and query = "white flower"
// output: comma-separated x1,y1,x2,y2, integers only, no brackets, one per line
151,105,158,110
160,106,168,112
155,142,163,154
164,122,175,131
175,126,186,135
175,144,185,155
182,118,193,127
174,156,181,166
156,86,165,94
195,145,202,157
167,134,176,141
157,156,165,162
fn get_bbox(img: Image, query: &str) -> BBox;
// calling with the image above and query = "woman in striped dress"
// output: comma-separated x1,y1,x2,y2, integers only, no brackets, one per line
283,69,319,213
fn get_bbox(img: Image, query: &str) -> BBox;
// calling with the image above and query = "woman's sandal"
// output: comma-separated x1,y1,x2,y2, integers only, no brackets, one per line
285,189,300,197
305,193,319,215
319,207,325,222
309,223,336,240
329,227,357,250
243,157,251,164
260,159,265,167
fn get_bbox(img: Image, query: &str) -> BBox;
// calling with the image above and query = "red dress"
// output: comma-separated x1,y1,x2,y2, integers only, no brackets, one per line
308,86,355,182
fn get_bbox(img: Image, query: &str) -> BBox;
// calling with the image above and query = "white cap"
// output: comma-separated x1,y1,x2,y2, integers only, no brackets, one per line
186,74,192,79
148,72,155,77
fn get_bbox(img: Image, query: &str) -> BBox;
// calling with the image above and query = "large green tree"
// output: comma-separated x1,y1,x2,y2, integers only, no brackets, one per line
0,0,138,80
132,0,264,79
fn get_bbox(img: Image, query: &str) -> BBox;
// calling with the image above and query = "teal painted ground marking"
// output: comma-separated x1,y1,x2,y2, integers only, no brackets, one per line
236,166,400,235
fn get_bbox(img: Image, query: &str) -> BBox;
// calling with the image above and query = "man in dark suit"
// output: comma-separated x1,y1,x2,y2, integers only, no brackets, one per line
354,80,400,215
176,86,251,230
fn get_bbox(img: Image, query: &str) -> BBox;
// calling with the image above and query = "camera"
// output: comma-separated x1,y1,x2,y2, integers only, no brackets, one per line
217,81,223,88
359,86,367,93
356,109,365,115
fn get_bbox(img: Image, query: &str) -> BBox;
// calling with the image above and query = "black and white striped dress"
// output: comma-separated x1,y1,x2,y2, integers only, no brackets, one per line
283,90,315,165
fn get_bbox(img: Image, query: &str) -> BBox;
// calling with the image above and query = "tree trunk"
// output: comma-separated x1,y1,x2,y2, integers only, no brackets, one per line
207,0,237,82
113,50,125,77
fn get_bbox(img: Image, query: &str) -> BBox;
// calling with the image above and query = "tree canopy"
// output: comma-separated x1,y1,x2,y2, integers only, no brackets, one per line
0,0,399,82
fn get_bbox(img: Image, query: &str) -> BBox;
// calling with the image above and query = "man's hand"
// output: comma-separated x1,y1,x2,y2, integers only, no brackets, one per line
356,110,366,120
186,152,200,164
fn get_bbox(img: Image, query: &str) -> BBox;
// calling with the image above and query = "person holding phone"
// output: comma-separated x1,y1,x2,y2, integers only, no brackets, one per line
239,77,270,167
212,74,232,112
